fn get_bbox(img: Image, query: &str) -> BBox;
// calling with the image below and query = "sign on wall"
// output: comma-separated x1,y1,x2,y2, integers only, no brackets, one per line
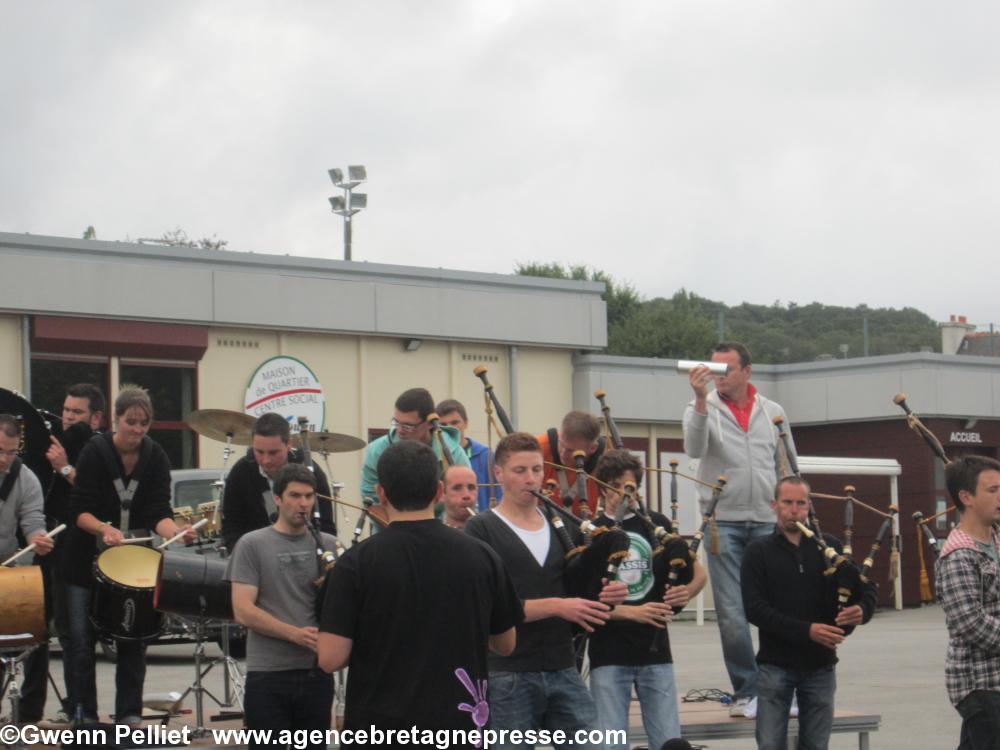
244,356,325,433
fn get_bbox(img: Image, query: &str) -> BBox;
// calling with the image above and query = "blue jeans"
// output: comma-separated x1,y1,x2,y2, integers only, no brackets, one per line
65,583,147,721
590,663,680,750
488,668,598,750
245,669,333,750
707,520,772,699
756,663,836,750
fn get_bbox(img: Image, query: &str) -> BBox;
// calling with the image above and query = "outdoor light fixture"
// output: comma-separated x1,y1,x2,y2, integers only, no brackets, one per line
328,165,367,260
403,338,422,352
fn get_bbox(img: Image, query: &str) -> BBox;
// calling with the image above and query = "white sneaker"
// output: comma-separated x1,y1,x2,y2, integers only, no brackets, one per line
790,695,799,718
729,696,752,717
37,710,72,729
743,696,758,718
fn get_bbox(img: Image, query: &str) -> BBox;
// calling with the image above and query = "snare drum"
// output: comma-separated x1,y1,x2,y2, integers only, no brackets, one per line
154,550,233,621
91,546,163,641
0,566,45,645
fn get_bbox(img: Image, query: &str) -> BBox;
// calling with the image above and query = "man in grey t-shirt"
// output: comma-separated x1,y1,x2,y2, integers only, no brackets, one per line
227,463,336,749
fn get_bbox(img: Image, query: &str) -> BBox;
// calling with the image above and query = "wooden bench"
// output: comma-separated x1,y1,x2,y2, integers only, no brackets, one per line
627,700,881,749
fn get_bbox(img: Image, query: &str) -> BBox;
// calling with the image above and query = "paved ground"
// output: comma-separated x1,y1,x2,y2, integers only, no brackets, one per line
13,604,957,748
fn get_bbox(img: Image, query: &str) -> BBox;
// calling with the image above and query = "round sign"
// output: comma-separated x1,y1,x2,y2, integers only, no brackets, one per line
244,356,325,434
617,531,655,601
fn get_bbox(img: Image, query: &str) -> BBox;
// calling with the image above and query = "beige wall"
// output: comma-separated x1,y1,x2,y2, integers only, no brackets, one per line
0,314,23,392
195,327,567,541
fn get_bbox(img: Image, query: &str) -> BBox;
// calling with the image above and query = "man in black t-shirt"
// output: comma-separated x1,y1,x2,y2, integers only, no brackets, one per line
318,441,521,746
588,450,706,750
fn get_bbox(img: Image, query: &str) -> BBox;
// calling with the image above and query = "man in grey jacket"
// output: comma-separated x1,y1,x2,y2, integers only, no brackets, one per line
682,342,795,717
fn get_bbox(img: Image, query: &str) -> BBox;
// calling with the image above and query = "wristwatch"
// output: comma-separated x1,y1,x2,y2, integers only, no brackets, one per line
60,465,73,478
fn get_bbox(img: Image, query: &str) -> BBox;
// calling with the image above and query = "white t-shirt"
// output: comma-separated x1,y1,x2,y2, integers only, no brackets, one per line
492,507,551,566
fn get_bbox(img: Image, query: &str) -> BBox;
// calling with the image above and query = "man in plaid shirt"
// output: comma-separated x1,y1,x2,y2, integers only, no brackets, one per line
936,455,1000,749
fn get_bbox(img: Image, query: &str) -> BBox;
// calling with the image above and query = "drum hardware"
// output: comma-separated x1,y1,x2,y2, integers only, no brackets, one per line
0,640,38,734
2,524,66,566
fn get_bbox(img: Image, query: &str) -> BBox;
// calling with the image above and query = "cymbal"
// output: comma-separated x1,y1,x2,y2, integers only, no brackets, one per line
291,431,366,454
186,409,256,445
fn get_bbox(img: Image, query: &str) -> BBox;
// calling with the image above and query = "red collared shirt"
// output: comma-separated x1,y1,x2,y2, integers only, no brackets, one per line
720,383,757,432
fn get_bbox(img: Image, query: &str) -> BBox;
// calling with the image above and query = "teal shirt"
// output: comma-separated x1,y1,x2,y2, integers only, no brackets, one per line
359,425,470,503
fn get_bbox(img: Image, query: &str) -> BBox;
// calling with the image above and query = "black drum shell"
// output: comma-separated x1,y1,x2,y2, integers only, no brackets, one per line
91,547,164,642
155,551,233,621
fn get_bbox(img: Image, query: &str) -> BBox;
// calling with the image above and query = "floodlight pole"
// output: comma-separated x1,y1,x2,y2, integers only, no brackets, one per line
327,166,367,261
343,186,355,261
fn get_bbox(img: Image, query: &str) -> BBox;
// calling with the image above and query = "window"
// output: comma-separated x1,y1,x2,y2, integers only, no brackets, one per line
30,357,110,427
120,362,197,469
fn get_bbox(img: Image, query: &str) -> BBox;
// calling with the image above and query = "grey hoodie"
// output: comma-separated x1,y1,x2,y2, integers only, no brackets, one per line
682,388,796,524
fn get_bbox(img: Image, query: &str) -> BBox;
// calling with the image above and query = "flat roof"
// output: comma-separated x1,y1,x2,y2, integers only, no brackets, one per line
0,232,607,349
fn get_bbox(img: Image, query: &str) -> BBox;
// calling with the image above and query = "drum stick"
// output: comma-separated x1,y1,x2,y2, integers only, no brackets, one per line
157,518,208,549
1,523,66,566
120,536,157,545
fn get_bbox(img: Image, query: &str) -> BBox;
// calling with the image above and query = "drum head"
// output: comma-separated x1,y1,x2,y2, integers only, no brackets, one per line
96,546,161,588
0,387,56,492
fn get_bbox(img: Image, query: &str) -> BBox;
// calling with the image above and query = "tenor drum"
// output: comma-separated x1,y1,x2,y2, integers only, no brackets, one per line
154,550,233,621
0,566,45,645
92,546,163,641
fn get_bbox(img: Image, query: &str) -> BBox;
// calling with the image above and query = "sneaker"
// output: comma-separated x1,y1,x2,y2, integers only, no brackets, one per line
37,710,72,729
729,696,752,717
790,695,799,718
743,696,758,718
117,714,144,728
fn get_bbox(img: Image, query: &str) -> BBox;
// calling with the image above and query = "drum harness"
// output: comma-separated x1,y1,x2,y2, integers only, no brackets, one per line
93,435,153,540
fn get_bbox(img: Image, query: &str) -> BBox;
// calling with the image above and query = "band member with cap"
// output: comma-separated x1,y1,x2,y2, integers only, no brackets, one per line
359,388,469,506
741,476,876,749
588,450,706,750
936,455,1000,748
538,411,607,517
30,383,105,727
0,413,55,723
318,441,521,743
437,398,501,510
62,386,195,726
227,463,337,750
442,464,478,531
465,432,626,750
221,411,336,552
683,341,794,717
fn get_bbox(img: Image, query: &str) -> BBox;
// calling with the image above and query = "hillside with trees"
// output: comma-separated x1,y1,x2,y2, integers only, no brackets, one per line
515,263,939,363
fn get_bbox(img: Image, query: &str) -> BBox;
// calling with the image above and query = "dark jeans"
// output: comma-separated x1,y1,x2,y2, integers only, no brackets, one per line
19,546,73,720
957,690,1000,750
756,663,836,750
65,583,147,721
244,669,334,750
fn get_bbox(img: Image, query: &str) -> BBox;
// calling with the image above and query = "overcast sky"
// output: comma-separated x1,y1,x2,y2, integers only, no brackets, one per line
3,1,997,326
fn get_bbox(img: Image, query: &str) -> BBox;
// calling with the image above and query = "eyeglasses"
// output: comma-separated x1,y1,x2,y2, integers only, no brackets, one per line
391,418,425,434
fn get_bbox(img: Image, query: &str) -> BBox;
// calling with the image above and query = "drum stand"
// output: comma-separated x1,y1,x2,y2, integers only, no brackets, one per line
175,613,244,738
0,639,37,740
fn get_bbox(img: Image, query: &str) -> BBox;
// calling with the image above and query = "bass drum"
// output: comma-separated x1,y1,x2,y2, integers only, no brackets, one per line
0,566,45,645
155,550,233,621
0,387,60,493
92,546,163,641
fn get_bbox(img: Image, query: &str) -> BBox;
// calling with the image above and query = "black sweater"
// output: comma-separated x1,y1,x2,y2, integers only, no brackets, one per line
465,509,585,672
741,528,878,671
220,448,335,551
63,432,173,588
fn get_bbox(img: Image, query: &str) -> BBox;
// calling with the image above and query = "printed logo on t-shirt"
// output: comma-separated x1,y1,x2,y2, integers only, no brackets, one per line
617,531,654,600
455,668,488,747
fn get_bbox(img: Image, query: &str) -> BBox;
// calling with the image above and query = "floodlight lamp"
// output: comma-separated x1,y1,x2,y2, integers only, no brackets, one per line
329,196,346,212
328,168,344,185
348,165,367,182
350,193,367,210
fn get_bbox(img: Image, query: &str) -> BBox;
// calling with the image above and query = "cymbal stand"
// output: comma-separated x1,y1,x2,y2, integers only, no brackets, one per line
210,432,236,530
211,546,243,710
318,449,348,530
